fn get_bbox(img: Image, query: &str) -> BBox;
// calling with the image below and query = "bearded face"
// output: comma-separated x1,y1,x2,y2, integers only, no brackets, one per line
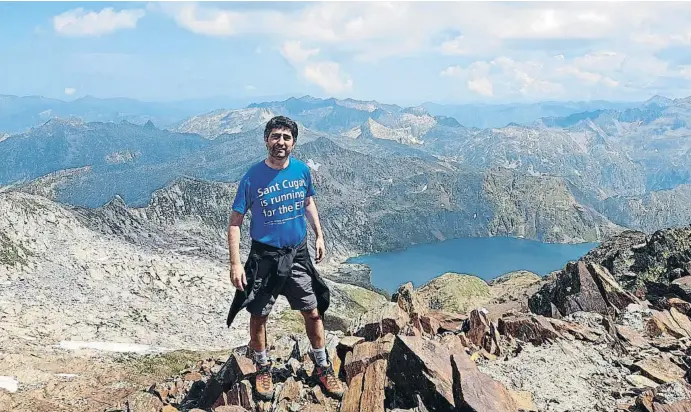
266,127,295,160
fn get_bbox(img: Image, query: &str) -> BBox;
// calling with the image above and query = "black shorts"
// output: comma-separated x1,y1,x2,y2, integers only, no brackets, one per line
245,260,318,316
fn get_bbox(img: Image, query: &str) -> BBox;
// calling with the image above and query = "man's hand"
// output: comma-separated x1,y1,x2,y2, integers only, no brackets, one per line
315,236,326,263
231,263,247,291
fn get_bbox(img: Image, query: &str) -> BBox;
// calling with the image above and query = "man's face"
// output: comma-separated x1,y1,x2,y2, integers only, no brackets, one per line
266,127,295,159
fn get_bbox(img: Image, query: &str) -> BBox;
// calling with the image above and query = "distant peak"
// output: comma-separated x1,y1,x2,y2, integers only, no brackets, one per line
35,117,85,131
644,95,673,106
402,106,430,116
144,120,156,129
104,194,127,209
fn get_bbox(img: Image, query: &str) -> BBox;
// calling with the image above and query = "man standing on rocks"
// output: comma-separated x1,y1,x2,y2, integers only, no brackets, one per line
226,115,345,401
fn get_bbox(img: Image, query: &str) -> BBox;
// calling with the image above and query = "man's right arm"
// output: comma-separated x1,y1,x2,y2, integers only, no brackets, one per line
228,210,247,291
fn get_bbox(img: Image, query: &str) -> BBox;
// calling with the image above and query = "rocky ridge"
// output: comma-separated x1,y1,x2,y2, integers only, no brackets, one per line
0,187,386,411
106,225,691,412
174,108,276,139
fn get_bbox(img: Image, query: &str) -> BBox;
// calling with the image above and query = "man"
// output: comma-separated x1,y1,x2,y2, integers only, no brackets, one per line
225,115,345,401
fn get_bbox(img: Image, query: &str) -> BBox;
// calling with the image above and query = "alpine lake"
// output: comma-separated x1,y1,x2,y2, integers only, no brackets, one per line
347,236,599,293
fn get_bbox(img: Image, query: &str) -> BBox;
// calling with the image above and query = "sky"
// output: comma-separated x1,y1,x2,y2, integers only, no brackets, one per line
1,1,691,106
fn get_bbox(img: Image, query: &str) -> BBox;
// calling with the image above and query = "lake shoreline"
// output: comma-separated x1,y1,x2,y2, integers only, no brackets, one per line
345,235,600,294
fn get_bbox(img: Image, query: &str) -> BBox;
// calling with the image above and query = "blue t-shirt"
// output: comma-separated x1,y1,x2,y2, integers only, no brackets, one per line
232,158,316,248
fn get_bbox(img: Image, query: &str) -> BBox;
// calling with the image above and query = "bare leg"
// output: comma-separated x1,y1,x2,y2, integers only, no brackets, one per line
301,308,325,349
249,313,274,399
249,314,269,354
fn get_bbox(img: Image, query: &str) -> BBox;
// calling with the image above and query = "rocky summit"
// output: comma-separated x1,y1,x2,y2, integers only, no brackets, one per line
2,93,691,412
85,226,691,412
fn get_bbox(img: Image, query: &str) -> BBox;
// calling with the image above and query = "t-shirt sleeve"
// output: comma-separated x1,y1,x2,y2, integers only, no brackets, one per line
232,174,251,214
305,167,316,197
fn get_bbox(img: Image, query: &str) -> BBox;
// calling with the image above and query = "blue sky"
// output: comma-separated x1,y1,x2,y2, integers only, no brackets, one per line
1,1,691,106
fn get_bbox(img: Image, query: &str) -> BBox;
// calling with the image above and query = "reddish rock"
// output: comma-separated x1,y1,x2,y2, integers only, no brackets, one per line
386,335,512,410
466,309,501,356
341,373,364,412
420,311,466,334
497,314,561,345
669,307,691,337
350,303,410,341
547,317,603,342
386,335,457,409
646,310,690,339
664,297,691,316
238,380,254,411
451,352,518,412
420,315,442,335
671,276,691,301
616,325,651,348
528,261,612,318
214,406,248,412
587,263,640,310
394,282,427,319
634,381,691,412
197,352,257,409
183,371,203,382
509,390,538,412
634,357,686,384
343,334,394,384
359,359,387,412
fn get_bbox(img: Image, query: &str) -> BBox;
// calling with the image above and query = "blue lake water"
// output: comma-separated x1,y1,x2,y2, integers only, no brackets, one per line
347,236,599,293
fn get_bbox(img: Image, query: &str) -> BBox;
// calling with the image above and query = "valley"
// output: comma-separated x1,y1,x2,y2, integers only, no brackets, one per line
1,93,691,411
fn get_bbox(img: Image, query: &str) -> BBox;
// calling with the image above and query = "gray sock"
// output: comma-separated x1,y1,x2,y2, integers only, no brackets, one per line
254,349,268,365
312,346,328,367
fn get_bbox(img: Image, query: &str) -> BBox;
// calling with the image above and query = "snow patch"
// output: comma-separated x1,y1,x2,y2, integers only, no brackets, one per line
57,340,167,354
306,158,321,171
0,376,18,393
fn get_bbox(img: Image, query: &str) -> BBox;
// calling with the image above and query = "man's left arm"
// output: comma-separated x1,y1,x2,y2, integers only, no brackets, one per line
305,196,325,263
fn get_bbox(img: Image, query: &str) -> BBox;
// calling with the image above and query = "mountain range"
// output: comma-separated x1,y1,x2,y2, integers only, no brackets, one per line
0,93,655,135
1,93,691,258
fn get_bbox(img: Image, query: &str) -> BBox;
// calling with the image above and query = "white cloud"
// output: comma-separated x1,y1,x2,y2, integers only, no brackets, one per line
159,3,691,58
53,7,145,36
303,62,353,95
276,40,353,95
64,87,76,96
679,66,691,79
631,31,691,50
156,2,691,100
244,85,256,91
468,78,494,97
280,41,320,64
440,66,464,77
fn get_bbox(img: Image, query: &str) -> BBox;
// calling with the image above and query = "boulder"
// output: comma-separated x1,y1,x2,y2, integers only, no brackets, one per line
394,282,427,319
343,334,395,384
386,335,517,411
349,302,410,341
528,261,610,318
420,311,466,335
634,356,687,384
670,276,691,302
580,227,691,300
466,309,501,355
635,381,691,412
528,260,641,319
450,353,518,412
196,352,256,409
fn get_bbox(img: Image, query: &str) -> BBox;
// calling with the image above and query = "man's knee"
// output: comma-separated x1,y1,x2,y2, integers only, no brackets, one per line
250,314,269,325
301,308,321,321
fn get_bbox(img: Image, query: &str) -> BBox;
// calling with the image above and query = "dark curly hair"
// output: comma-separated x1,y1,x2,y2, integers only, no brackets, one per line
264,116,298,141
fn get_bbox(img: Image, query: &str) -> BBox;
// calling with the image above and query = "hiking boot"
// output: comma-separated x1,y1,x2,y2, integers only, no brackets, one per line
254,361,274,401
313,362,345,399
